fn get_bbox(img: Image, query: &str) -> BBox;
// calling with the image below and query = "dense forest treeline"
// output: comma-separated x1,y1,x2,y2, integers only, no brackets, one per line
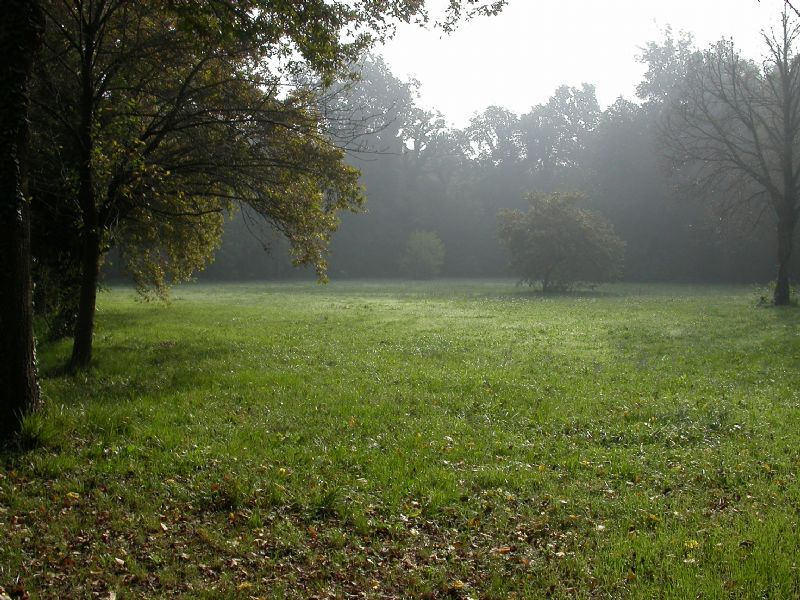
199,31,795,284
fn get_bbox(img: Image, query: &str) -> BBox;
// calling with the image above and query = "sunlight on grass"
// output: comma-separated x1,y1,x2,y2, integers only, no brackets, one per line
2,281,799,598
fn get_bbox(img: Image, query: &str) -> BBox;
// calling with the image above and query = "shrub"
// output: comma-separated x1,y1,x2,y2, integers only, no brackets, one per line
498,192,625,291
398,230,446,279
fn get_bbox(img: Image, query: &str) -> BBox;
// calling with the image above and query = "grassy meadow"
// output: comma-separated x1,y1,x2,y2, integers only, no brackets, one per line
2,280,800,598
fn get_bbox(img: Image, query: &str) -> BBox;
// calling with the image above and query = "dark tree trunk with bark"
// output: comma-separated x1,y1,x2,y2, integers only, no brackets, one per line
69,21,100,370
0,1,44,440
70,228,100,369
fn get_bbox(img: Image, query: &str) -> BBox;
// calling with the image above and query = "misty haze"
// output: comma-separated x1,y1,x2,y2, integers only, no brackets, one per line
2,1,799,598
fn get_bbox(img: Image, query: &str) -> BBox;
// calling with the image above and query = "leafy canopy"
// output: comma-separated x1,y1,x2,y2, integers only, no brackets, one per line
498,192,625,292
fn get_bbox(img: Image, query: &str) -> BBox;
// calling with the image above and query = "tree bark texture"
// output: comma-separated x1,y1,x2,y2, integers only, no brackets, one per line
0,1,44,439
69,16,100,370
70,229,100,369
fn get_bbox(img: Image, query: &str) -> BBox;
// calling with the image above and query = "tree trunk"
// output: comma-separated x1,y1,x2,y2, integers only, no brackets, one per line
774,210,797,306
69,164,101,369
69,229,100,369
0,1,44,440
69,22,99,370
542,263,558,294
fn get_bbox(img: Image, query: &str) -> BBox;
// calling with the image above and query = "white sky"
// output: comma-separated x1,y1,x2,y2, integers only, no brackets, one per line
379,0,787,127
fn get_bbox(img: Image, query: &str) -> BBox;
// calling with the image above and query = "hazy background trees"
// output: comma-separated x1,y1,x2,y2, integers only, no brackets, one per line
663,13,800,304
199,32,793,288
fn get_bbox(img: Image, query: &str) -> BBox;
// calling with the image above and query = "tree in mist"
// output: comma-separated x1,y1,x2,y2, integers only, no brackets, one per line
498,192,625,292
468,106,523,167
664,12,800,305
0,1,45,440
326,56,481,277
520,84,600,190
637,27,696,111
398,230,446,278
326,56,431,275
622,27,778,283
587,97,703,280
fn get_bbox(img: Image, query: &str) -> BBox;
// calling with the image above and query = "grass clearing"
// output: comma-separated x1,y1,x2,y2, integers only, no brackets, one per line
2,280,800,598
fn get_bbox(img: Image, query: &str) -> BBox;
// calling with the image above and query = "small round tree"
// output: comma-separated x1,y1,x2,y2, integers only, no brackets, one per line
398,230,446,279
498,192,625,291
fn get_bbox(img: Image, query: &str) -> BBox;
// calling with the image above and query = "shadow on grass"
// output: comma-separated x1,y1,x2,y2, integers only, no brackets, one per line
768,305,800,352
499,286,620,300
38,336,236,406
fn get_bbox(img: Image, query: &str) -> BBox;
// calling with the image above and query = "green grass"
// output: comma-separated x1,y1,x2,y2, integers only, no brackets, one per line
2,280,800,598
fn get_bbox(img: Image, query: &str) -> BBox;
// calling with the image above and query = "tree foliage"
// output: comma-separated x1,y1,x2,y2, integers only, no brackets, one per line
398,230,446,279
498,192,625,292
32,1,368,366
636,26,696,109
30,0,509,367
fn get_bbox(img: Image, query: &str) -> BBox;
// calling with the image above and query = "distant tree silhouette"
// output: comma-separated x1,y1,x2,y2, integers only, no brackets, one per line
498,192,625,292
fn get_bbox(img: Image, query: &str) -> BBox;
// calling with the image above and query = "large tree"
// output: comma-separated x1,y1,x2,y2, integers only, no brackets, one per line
31,0,507,369
0,1,45,440
665,11,800,305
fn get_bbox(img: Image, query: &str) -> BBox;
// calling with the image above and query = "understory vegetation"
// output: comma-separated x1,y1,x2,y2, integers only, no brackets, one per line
2,281,800,598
